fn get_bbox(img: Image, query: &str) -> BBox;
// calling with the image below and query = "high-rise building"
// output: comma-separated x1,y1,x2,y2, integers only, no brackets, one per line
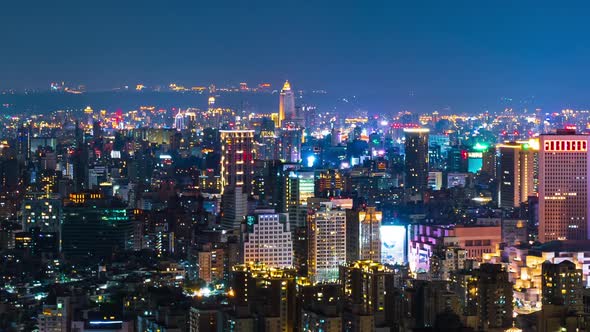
468,264,513,330
346,207,382,262
539,130,590,242
497,142,537,208
278,80,295,128
242,210,293,268
340,260,400,331
220,130,255,195
542,260,583,313
404,128,429,194
285,170,314,229
279,127,302,163
221,186,248,231
308,202,346,283
62,194,133,258
229,263,297,332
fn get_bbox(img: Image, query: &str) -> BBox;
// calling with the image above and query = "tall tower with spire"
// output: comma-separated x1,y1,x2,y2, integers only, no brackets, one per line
278,80,295,128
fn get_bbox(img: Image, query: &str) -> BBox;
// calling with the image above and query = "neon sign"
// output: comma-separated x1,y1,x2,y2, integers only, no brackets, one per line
543,140,587,152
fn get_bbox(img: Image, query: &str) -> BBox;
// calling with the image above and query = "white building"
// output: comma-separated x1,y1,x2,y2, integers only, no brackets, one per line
242,210,293,268
308,202,346,283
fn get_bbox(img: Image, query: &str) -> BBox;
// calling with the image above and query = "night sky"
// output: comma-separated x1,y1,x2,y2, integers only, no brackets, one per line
2,1,590,111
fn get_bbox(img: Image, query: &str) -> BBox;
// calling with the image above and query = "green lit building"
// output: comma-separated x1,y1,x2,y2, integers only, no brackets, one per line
62,195,133,258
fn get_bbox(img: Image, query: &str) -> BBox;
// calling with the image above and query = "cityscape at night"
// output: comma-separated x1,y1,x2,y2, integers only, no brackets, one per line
3,1,590,332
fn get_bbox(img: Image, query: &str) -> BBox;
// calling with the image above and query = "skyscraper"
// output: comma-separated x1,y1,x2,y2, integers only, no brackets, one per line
279,127,302,163
497,141,537,208
308,202,346,283
539,130,590,242
346,207,382,262
278,80,295,128
220,130,255,195
340,261,399,331
242,210,293,268
404,128,429,195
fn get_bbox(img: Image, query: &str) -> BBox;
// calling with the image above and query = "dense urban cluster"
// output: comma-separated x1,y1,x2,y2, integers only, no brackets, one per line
1,81,590,332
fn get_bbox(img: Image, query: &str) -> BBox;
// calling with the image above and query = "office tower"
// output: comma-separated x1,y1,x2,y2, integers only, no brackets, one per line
497,142,537,208
173,111,186,130
340,261,400,331
542,261,583,312
285,170,314,228
308,202,346,283
278,80,295,128
62,193,133,257
221,186,248,231
229,263,297,332
16,124,31,164
220,130,255,195
316,169,343,197
539,130,590,242
279,127,302,163
468,264,513,330
346,207,382,262
242,210,293,268
257,129,278,160
446,147,468,173
404,128,429,194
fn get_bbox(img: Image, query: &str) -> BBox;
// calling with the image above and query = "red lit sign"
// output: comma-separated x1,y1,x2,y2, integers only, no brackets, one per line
543,140,588,152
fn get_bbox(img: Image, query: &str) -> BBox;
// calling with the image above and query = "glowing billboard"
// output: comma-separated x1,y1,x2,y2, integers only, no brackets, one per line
381,225,406,265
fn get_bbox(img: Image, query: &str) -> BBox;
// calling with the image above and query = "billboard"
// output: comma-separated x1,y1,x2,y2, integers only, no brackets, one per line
381,225,406,265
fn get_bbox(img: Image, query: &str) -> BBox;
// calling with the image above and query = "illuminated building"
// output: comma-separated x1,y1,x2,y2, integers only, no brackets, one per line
404,128,429,195
308,202,346,283
300,283,342,332
380,224,407,265
427,171,443,190
539,130,590,242
279,127,302,163
198,243,225,284
220,130,255,195
542,260,583,312
37,297,70,332
285,170,314,228
346,207,382,262
242,211,293,268
220,186,248,231
173,111,186,130
468,264,513,330
278,80,295,128
316,169,343,197
497,141,537,208
340,260,400,331
257,129,278,160
229,263,297,332
453,225,501,259
21,196,61,233
408,224,500,274
62,196,133,257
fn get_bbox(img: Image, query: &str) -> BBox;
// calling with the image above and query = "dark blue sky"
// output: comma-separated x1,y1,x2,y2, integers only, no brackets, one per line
2,1,590,111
